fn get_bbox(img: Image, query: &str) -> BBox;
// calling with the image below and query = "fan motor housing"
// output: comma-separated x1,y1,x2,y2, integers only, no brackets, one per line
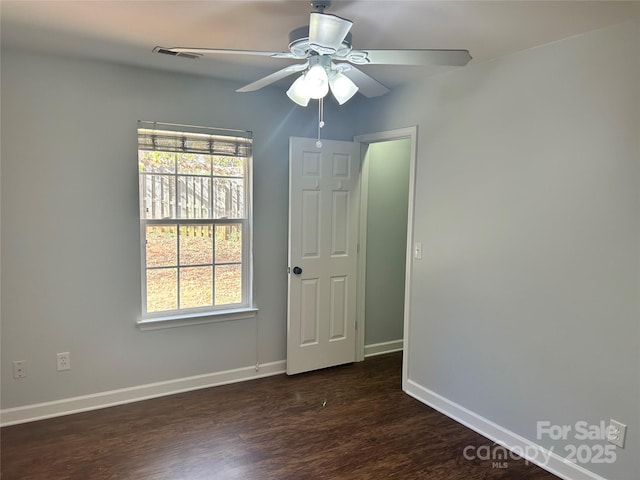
288,26,352,57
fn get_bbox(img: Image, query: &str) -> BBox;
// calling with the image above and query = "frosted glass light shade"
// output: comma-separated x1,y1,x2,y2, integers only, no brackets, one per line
329,72,359,105
286,75,311,106
305,64,329,99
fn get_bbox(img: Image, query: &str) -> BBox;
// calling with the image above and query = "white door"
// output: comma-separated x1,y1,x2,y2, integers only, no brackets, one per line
287,137,361,375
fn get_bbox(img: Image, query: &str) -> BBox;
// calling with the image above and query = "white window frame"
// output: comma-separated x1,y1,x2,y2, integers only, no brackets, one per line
136,121,256,330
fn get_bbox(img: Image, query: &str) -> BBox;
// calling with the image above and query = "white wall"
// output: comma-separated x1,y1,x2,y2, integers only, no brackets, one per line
364,139,410,346
0,47,358,410
356,20,639,480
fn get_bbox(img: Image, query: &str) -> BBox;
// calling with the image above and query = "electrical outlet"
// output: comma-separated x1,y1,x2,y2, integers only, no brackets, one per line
57,352,71,371
13,360,26,379
607,419,626,448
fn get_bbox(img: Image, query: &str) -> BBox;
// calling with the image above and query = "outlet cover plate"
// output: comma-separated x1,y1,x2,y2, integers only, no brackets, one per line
57,352,71,371
13,360,26,379
608,419,626,448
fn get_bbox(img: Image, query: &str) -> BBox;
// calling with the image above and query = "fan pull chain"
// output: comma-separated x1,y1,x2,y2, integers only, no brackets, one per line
316,97,324,148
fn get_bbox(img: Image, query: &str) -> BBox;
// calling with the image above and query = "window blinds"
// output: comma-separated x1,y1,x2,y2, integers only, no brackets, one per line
137,121,252,157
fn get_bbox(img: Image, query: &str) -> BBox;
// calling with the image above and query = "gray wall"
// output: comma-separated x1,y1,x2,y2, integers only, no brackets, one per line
0,47,358,408
356,20,639,479
364,139,410,346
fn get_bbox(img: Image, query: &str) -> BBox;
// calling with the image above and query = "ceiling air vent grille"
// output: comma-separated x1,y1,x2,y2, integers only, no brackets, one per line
153,47,200,60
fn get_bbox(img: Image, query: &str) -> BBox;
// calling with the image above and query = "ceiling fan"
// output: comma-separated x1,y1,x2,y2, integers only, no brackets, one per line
155,1,471,106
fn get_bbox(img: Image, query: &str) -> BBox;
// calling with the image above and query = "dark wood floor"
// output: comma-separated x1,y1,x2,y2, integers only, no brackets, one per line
1,353,558,479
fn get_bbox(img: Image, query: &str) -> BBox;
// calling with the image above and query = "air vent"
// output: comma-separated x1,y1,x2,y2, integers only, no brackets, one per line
153,47,200,60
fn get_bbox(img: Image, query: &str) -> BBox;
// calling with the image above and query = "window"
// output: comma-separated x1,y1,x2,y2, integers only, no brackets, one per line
138,121,253,321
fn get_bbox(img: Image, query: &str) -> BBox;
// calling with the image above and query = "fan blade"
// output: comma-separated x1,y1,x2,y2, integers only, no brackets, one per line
309,13,353,55
160,47,298,59
348,49,472,66
340,66,390,98
236,62,309,93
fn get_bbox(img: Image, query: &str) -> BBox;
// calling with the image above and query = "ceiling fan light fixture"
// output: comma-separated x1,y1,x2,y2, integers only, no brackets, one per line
304,63,330,99
162,2,472,103
286,74,311,106
329,71,359,105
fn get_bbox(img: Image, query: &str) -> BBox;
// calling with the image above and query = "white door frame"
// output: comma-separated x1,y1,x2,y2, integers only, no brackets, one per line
353,126,417,388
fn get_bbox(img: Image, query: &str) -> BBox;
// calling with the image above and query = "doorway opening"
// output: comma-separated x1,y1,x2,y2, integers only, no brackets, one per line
355,127,417,387
286,129,416,379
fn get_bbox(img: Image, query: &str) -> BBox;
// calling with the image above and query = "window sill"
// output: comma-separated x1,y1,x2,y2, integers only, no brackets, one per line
137,307,258,331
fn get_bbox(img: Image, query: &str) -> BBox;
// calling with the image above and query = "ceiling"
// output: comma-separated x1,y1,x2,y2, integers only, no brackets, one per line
2,1,639,92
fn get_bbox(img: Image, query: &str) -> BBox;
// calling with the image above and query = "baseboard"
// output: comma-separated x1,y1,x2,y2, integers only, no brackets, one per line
1,360,286,427
364,339,404,357
405,379,609,480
